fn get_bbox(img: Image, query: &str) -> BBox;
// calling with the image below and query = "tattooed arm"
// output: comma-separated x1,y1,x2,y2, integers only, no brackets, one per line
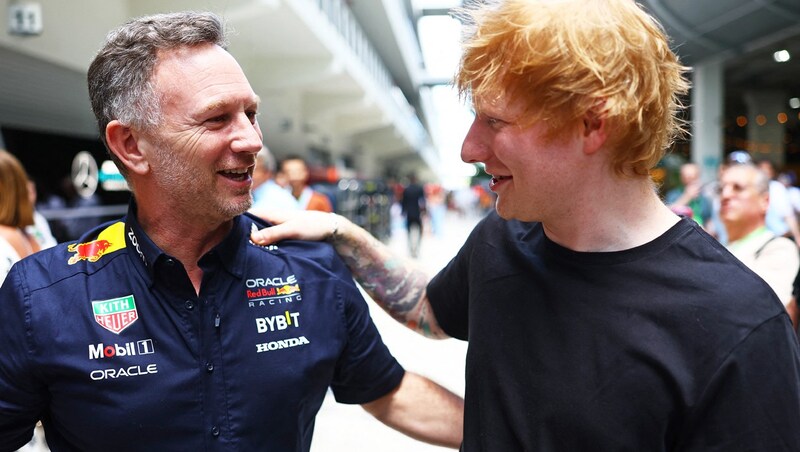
250,210,449,339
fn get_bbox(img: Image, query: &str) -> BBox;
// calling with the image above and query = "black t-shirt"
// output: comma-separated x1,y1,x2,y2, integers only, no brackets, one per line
428,211,800,451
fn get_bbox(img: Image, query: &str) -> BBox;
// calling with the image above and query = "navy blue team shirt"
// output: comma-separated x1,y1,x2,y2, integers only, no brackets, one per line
0,202,404,451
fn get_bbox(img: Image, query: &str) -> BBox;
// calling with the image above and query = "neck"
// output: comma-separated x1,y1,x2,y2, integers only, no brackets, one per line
136,202,233,294
542,175,679,252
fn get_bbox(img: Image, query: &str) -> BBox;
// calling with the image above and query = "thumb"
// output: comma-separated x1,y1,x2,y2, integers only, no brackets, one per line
250,223,285,245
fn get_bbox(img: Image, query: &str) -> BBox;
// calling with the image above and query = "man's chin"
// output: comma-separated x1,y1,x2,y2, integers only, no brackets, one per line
494,203,519,221
495,202,540,223
221,199,252,219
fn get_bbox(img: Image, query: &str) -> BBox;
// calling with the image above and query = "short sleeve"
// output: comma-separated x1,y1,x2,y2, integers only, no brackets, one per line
426,224,479,341
329,283,405,404
677,314,800,451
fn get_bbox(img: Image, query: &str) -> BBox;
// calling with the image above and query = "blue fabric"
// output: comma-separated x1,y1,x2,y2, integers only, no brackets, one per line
0,203,404,452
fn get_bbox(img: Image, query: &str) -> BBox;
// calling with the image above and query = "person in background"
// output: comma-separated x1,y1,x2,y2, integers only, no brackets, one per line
427,184,447,238
778,170,800,221
252,0,800,449
757,158,800,242
0,12,463,451
666,162,713,229
719,162,799,316
280,155,334,212
25,179,58,250
250,147,300,212
0,150,42,284
400,172,426,258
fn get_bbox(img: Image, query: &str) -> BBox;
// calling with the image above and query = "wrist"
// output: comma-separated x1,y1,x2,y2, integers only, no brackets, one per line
327,213,341,243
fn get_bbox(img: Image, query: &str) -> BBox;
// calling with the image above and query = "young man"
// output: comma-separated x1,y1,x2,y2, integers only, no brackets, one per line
252,0,800,450
0,12,463,451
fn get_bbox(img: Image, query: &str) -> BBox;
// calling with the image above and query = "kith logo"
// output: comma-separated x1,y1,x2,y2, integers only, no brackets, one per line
92,295,138,334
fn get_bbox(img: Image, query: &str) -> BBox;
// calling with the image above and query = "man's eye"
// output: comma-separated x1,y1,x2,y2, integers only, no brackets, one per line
246,111,258,124
486,117,503,127
207,114,227,123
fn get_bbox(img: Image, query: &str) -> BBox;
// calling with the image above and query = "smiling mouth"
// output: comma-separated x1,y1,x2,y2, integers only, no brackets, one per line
220,167,250,182
490,175,511,187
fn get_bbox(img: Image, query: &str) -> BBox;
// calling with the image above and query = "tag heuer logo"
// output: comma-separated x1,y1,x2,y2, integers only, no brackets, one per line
92,295,138,334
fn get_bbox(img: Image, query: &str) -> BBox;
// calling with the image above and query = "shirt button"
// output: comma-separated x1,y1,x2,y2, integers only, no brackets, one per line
206,362,214,372
185,300,194,310
165,258,175,266
211,426,220,437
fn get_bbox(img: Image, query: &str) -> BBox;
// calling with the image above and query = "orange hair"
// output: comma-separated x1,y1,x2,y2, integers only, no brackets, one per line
455,0,690,176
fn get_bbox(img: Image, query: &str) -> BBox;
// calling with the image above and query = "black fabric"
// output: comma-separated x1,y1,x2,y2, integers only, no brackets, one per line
428,211,800,451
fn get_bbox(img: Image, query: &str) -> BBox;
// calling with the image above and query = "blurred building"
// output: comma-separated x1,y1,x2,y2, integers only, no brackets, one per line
0,0,447,239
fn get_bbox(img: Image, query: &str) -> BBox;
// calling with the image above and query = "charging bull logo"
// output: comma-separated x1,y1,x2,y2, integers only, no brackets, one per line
276,284,300,295
67,222,127,265
68,240,112,264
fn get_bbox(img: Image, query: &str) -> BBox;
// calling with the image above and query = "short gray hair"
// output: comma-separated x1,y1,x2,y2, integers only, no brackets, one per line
727,162,771,195
87,11,228,172
751,165,771,195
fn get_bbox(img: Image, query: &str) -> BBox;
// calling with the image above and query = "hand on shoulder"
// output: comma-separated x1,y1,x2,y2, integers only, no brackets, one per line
250,210,340,245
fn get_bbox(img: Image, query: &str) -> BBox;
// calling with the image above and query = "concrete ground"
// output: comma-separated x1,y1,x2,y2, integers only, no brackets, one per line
311,208,480,452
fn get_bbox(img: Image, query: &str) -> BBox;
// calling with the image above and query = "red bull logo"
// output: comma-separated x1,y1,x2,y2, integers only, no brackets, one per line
66,222,126,265
276,284,300,295
68,239,112,264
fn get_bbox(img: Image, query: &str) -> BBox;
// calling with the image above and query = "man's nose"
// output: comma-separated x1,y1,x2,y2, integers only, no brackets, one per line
461,119,489,164
232,114,263,154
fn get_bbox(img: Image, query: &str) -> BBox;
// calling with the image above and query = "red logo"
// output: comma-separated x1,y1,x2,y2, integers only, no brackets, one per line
67,239,112,265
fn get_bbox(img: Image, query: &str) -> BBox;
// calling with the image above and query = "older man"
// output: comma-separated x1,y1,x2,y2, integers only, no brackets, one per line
0,12,462,451
720,162,800,315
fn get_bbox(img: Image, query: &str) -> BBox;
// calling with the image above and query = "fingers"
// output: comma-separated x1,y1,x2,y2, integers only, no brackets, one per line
251,222,297,245
249,210,336,245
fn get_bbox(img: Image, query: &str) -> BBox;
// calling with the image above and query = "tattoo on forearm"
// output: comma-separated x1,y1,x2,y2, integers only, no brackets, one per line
335,229,445,338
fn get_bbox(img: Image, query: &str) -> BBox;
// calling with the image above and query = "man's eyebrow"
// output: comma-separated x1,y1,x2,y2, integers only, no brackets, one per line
201,95,261,113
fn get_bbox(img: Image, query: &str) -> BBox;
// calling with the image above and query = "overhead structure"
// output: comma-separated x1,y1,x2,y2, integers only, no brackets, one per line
0,0,440,182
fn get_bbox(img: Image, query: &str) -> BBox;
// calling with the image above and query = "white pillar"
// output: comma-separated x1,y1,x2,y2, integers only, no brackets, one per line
691,58,725,184
743,90,787,166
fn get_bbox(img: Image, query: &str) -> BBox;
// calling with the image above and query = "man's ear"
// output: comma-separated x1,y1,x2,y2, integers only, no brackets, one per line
582,109,607,155
105,120,150,175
